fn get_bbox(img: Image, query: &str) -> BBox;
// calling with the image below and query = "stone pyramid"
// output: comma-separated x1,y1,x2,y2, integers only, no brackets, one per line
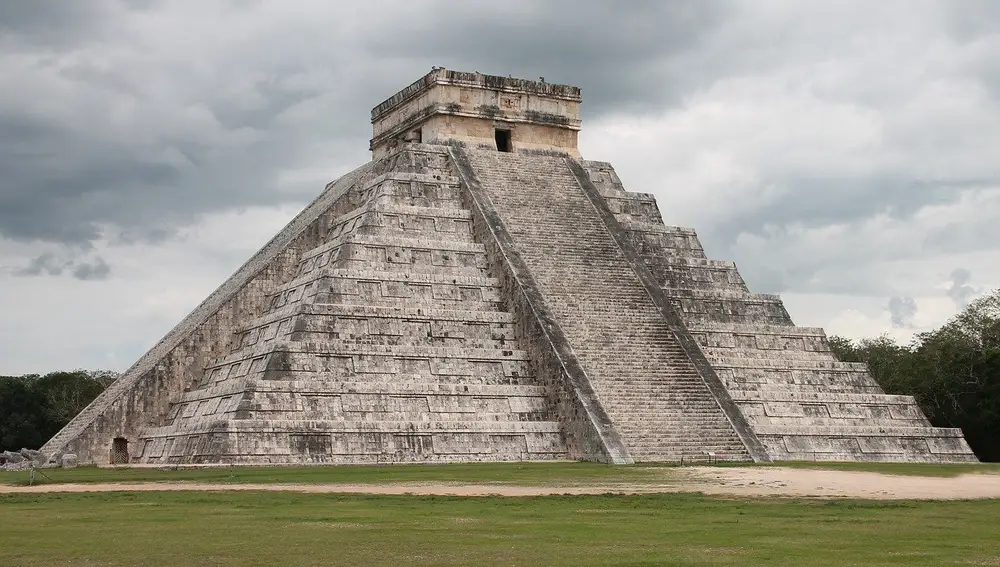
43,69,977,465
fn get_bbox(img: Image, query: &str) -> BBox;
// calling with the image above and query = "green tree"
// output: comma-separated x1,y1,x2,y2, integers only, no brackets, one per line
0,370,114,453
830,289,1000,462
0,375,49,450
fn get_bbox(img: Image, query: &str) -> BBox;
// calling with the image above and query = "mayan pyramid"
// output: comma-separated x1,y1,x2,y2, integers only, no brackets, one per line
42,69,976,465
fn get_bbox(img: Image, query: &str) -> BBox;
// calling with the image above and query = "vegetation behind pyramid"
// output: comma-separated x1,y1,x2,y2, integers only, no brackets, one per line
43,69,976,465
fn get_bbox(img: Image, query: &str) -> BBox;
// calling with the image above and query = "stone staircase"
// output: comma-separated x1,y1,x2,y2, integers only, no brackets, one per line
462,149,751,462
133,145,568,465
581,160,977,462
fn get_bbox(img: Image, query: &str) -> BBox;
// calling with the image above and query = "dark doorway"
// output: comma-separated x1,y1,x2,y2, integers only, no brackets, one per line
111,437,129,464
495,129,512,152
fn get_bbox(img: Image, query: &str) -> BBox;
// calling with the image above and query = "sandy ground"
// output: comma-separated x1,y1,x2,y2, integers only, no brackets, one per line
3,467,1000,500
676,466,1000,500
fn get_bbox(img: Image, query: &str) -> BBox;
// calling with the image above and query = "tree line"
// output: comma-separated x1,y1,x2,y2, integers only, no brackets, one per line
829,289,999,462
1,291,997,461
0,370,117,452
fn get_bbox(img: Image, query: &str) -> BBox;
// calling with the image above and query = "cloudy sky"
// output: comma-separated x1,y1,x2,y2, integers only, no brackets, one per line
2,0,999,374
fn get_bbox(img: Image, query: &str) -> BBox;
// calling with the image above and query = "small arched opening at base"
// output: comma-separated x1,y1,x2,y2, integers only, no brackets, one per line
110,437,130,465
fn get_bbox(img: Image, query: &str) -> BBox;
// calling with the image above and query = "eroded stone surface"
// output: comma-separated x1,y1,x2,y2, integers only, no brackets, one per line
582,160,976,463
42,69,976,465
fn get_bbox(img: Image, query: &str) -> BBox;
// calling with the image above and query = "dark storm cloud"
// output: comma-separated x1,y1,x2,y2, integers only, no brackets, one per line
0,0,110,45
2,0,999,304
0,0,729,259
362,1,732,115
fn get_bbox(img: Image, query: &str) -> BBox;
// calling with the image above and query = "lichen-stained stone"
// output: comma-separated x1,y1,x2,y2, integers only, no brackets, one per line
42,68,975,465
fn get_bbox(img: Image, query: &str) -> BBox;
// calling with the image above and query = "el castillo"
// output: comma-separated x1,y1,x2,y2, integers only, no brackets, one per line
40,68,977,467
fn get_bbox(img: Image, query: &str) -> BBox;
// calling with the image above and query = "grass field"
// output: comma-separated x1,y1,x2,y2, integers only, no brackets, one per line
3,460,998,487
1,490,998,567
0,461,675,487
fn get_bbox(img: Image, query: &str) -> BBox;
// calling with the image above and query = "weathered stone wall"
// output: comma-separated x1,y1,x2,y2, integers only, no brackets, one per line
127,145,569,465
40,163,373,464
416,114,580,157
371,68,581,158
581,159,977,463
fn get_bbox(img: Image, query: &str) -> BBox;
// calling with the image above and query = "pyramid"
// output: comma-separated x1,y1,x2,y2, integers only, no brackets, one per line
43,69,977,465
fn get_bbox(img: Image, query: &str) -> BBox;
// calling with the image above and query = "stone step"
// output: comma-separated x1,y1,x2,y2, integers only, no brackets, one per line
334,259,489,278
616,215,695,232
206,341,532,375
177,381,548,404
143,419,564,437
709,357,869,371
663,288,782,301
367,203,472,221
237,305,518,350
359,170,462,194
281,268,501,297
728,390,914,404
727,384,884,396
304,232,488,262
312,294,501,311
354,207,475,240
702,348,839,362
370,193,465,210
288,333,516,351
747,416,930,427
752,424,966,437
688,322,827,335
246,303,515,330
771,451,979,463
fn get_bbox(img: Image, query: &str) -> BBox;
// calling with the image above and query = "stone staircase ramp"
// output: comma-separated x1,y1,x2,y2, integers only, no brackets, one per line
579,160,978,463
461,149,754,463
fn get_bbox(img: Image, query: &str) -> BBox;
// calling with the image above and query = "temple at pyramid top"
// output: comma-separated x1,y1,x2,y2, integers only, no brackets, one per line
370,68,582,158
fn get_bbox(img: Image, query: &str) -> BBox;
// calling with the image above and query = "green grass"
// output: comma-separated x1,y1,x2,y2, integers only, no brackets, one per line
0,461,679,487
1,491,998,566
4,460,997,487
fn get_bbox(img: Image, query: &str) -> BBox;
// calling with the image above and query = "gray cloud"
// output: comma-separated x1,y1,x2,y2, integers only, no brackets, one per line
0,0,112,46
888,296,918,328
16,252,69,277
947,268,976,309
72,256,111,281
0,0,728,258
361,1,732,114
14,252,112,280
0,0,998,310
0,1,998,372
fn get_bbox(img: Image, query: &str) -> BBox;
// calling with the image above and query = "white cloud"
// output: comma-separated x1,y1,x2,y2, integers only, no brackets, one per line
0,205,299,374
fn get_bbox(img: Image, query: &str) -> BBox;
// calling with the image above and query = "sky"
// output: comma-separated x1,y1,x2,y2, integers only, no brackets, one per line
1,0,999,374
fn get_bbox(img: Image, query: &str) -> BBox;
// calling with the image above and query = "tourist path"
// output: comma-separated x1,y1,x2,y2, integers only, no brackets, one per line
3,467,999,500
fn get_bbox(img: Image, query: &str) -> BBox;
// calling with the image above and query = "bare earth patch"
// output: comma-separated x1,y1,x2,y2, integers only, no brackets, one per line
675,466,1000,500
3,466,1000,499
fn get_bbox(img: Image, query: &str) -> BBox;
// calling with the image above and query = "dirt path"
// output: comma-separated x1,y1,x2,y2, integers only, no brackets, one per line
3,467,999,500
676,467,1000,500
